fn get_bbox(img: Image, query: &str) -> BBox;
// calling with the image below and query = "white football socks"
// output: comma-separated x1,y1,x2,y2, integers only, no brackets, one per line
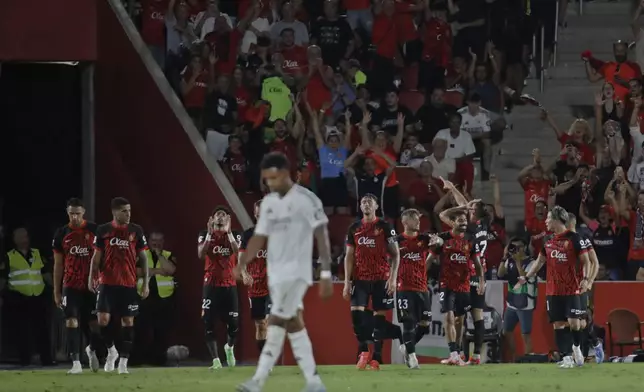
289,329,322,385
253,325,286,386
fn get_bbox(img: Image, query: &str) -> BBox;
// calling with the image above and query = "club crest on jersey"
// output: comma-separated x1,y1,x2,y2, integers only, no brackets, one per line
374,228,381,235
129,233,135,242
417,241,423,248
85,233,90,240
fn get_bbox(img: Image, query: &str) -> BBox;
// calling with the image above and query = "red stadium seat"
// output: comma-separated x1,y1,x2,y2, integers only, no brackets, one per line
401,64,419,91
444,89,464,108
399,90,425,114
394,166,419,197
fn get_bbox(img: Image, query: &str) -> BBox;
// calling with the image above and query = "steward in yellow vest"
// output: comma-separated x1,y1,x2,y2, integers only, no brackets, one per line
0,227,54,366
131,231,177,366
137,249,176,298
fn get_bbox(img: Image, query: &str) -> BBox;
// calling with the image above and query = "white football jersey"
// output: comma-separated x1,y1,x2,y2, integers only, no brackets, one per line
255,184,329,285
458,107,491,137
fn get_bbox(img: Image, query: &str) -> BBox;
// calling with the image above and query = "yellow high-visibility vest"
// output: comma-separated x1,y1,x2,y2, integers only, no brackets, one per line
137,250,175,298
7,248,45,296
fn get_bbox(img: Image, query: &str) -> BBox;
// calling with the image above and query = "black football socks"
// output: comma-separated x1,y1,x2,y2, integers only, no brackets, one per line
66,327,80,361
473,320,485,355
121,326,134,358
205,330,219,359
351,310,369,353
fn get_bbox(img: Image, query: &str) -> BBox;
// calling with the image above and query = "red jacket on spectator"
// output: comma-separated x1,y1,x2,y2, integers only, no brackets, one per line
406,177,443,212
394,0,419,44
422,17,452,68
526,217,549,256
521,178,550,222
234,85,251,124
140,0,168,47
205,29,242,75
306,64,332,112
372,14,398,59
558,134,595,165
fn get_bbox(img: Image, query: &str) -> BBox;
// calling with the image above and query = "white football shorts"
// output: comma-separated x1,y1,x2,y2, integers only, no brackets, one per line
269,278,309,319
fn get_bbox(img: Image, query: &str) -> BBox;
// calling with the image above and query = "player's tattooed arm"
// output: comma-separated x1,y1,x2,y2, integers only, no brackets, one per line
53,252,64,305
587,249,600,284
387,241,400,281
524,253,546,279
579,251,593,292
314,224,332,274
138,250,149,282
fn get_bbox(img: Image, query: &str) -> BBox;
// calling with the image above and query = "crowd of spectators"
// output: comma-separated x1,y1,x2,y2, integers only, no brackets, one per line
131,0,644,282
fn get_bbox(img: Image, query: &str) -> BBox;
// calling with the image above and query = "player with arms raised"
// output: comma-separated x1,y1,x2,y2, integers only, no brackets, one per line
428,206,485,366
89,197,149,374
440,178,489,364
396,209,432,369
344,194,401,370
515,206,592,368
234,152,333,392
52,198,101,374
239,200,271,355
197,206,243,369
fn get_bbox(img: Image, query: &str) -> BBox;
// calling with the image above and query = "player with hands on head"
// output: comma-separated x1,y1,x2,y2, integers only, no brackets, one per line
428,205,485,366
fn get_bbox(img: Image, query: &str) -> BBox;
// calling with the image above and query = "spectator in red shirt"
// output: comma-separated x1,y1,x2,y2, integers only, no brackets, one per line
221,135,250,192
584,41,642,100
278,28,308,79
232,66,251,125
406,160,445,222
371,0,399,98
518,148,552,223
541,109,595,165
141,0,169,69
419,5,452,92
395,0,423,67
181,53,215,131
304,46,333,113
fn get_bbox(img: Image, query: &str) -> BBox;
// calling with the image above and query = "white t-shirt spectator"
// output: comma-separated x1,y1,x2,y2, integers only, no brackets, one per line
196,12,233,40
628,160,644,190
630,125,644,164
458,107,491,138
400,144,427,168
427,154,456,179
433,129,476,160
271,20,309,45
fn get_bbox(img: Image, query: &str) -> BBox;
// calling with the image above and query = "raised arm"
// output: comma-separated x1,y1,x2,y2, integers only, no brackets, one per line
393,113,405,153
490,174,504,218
540,109,564,140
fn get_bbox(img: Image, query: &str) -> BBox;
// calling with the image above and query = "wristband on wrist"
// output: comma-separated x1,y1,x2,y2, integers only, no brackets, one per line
320,270,332,279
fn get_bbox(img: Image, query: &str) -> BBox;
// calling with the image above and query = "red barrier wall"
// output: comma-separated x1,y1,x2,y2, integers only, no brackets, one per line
235,282,644,365
236,283,391,365
0,0,97,61
94,0,236,356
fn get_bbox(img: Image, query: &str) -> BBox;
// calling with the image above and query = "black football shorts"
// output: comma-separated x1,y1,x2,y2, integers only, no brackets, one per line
62,287,97,320
249,295,271,320
396,290,432,324
350,280,394,311
439,288,471,317
96,284,139,317
546,295,583,323
202,285,239,323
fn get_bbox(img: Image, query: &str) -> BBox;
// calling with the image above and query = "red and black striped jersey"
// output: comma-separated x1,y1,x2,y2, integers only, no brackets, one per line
94,222,147,288
240,227,268,297
396,233,431,292
198,230,240,287
539,230,590,296
430,231,479,293
53,221,98,290
346,218,397,281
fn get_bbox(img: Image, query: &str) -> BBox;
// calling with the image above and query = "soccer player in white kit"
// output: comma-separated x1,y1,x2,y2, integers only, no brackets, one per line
234,152,333,392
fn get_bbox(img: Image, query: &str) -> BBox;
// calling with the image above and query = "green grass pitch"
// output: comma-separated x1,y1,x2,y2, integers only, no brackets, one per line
3,364,644,392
